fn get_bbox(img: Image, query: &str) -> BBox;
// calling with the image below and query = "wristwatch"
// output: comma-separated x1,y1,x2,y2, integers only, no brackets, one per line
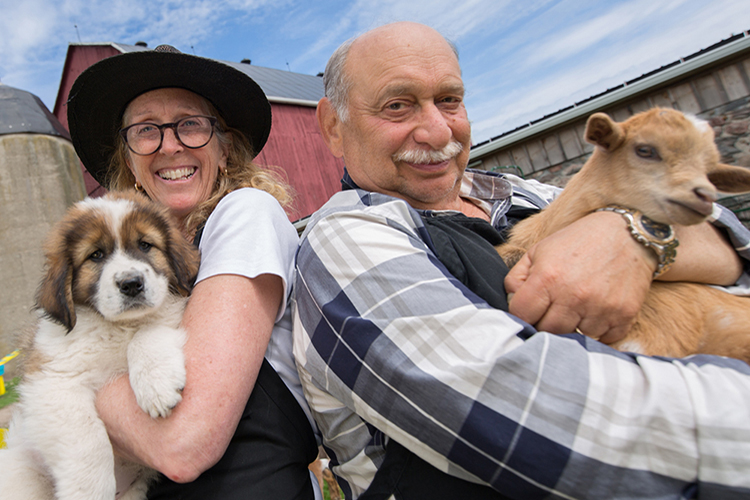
595,206,679,278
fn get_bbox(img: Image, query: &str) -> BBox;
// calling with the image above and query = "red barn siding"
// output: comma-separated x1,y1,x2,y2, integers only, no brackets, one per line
53,45,121,198
52,45,344,218
256,103,344,220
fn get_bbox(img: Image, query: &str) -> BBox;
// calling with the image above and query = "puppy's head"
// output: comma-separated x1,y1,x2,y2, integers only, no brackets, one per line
36,191,200,331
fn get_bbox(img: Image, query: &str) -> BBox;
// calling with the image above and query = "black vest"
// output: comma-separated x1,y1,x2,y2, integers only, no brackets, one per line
147,228,319,499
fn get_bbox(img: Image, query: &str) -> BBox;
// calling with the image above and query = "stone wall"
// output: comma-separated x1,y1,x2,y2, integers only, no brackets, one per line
473,51,750,226
508,95,750,226
508,93,750,185
472,54,750,186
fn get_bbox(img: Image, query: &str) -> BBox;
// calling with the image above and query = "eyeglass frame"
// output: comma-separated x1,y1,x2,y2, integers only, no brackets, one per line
119,115,219,156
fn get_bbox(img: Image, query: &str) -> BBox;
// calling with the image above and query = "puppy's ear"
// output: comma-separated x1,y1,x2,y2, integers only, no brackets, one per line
168,226,201,297
36,248,76,332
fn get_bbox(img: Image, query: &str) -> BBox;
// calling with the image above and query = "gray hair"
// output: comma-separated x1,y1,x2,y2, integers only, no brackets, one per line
323,37,355,122
323,27,459,123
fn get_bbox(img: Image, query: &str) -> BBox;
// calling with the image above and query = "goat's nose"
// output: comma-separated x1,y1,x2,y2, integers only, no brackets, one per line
694,186,717,203
118,275,145,297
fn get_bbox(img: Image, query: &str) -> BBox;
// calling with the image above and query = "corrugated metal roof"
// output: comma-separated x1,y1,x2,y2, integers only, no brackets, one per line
107,43,324,105
0,84,70,138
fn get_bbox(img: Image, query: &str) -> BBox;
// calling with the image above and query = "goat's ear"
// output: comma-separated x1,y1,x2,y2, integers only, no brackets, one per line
36,251,76,332
585,113,625,151
708,163,750,194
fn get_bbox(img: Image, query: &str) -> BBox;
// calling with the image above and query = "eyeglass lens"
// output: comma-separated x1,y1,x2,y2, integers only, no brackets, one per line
123,116,215,155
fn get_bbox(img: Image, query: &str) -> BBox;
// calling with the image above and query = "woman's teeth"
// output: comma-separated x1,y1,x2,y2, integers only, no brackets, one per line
158,167,196,180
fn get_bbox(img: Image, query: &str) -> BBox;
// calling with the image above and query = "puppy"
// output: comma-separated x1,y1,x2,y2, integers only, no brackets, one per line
0,191,200,500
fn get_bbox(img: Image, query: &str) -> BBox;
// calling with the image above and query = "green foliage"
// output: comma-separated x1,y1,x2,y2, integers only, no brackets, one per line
0,377,20,409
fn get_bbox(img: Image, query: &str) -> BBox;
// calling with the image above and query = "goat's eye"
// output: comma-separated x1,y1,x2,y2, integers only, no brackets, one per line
139,240,153,252
88,250,104,262
635,145,660,160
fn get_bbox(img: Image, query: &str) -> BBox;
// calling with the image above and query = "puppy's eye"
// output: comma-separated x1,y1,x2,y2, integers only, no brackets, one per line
139,240,153,252
635,145,660,160
89,250,104,262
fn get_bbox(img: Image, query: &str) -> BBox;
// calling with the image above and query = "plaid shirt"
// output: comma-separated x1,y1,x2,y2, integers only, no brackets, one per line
293,169,750,499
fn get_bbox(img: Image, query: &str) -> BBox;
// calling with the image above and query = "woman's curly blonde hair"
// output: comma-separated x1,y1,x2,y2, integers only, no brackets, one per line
106,98,293,236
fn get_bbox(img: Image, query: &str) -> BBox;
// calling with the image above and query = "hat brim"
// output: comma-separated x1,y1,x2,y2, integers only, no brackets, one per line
67,49,271,186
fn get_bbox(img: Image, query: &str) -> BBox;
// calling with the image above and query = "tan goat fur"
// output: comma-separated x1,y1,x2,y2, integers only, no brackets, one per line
497,107,750,362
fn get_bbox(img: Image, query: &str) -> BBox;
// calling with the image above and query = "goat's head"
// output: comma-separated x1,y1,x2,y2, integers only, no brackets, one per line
584,108,750,226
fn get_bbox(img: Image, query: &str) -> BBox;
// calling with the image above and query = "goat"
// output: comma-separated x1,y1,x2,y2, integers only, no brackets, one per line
497,108,750,362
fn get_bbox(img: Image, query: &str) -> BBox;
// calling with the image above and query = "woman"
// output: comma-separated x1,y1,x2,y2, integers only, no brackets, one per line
66,45,319,499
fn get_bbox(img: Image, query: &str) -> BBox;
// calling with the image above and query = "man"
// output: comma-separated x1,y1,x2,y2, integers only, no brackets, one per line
294,22,750,499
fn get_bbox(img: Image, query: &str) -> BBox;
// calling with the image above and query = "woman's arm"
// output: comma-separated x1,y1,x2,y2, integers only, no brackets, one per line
97,273,282,482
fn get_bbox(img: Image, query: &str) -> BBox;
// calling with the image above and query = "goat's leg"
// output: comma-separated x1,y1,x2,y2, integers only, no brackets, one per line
697,290,750,364
613,283,750,363
612,283,707,358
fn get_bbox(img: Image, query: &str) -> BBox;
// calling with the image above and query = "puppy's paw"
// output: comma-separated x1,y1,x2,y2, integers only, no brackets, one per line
128,326,187,418
130,360,185,418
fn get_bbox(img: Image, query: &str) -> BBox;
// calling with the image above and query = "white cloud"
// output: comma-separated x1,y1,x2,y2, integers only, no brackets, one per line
520,0,690,69
287,0,559,74
0,0,278,107
0,1,61,64
0,0,746,140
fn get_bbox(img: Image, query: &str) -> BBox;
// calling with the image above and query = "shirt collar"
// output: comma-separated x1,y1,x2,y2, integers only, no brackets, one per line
341,168,512,200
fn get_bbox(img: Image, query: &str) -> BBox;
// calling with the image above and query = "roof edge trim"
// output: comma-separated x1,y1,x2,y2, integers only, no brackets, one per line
470,31,750,160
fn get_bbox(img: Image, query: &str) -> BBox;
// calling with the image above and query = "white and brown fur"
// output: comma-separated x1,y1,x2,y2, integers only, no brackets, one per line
498,108,750,362
0,191,200,500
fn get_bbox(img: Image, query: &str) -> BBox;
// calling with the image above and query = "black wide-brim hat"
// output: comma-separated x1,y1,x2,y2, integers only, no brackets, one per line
67,45,271,186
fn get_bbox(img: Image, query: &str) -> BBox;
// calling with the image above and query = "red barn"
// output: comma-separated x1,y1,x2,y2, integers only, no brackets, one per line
52,42,344,222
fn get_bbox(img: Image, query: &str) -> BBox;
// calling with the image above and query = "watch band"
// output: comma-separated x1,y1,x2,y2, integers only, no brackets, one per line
595,206,679,278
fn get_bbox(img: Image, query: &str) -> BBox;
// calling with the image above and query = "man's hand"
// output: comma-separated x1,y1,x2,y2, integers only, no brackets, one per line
504,211,656,344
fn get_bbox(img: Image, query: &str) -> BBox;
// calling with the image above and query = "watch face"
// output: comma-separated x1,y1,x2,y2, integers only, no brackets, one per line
640,214,673,240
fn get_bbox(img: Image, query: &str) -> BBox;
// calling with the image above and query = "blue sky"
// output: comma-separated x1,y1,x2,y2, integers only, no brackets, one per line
0,0,747,143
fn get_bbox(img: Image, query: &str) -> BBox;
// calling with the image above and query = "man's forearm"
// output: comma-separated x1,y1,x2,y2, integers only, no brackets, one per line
659,221,743,285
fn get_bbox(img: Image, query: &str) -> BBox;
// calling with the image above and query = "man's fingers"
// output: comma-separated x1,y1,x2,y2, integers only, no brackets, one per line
533,302,582,335
506,279,551,327
574,317,612,342
593,321,632,345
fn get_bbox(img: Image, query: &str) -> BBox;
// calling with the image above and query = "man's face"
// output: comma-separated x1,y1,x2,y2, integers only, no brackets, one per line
335,25,472,210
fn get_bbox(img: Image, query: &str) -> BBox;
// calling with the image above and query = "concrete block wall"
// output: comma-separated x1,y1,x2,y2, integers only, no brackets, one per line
0,134,86,376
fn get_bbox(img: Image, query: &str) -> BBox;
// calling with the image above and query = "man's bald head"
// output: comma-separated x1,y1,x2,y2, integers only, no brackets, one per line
323,22,459,122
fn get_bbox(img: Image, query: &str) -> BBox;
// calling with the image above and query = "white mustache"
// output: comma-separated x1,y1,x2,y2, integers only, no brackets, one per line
393,140,463,164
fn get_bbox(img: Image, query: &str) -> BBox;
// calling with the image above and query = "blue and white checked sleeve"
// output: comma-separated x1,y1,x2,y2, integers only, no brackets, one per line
293,189,750,499
709,203,750,295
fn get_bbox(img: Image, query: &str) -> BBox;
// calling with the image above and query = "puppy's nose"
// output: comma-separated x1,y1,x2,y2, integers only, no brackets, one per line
118,275,144,297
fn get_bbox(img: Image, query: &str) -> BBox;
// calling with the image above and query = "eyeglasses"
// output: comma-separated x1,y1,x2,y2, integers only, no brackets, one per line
119,115,218,156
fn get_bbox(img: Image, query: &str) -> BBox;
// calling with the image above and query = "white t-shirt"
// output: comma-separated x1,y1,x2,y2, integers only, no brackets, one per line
195,187,316,432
